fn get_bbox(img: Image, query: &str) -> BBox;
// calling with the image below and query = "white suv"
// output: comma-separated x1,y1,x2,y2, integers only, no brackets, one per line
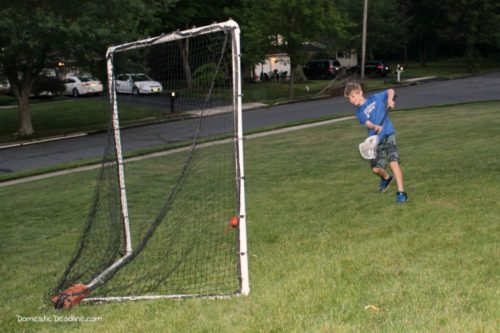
63,76,103,97
115,73,163,95
0,80,10,94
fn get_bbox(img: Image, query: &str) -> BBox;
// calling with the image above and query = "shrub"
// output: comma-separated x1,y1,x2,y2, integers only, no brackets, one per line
193,63,226,88
31,76,65,96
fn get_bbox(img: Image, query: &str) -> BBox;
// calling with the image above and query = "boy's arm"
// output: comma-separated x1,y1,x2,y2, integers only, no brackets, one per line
356,111,381,133
362,89,395,134
365,120,382,134
387,89,396,109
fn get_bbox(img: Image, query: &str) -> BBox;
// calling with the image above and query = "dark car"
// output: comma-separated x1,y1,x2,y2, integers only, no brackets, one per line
348,61,391,77
303,59,342,80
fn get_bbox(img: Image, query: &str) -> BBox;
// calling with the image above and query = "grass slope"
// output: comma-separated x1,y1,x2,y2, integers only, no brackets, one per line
0,102,499,332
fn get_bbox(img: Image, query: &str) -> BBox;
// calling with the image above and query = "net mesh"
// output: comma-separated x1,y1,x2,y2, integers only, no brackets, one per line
359,135,379,160
51,24,242,301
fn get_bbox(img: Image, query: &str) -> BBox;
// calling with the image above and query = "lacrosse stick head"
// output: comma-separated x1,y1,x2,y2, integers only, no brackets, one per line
51,284,90,309
359,135,379,160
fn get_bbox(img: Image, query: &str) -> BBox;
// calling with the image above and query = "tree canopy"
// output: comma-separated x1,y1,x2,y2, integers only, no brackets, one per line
233,0,348,97
0,0,174,136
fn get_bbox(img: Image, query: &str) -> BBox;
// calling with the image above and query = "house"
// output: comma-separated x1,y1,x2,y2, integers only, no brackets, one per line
253,40,357,81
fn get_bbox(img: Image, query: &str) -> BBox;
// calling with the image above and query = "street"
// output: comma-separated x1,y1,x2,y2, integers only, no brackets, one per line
0,72,499,177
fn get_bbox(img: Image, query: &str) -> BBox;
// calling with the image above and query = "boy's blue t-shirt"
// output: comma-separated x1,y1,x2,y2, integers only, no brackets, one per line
356,90,395,139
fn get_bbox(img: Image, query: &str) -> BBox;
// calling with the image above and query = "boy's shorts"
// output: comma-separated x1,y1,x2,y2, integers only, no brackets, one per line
370,134,400,169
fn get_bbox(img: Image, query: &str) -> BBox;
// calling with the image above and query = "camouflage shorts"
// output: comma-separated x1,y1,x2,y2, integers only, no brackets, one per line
370,134,400,169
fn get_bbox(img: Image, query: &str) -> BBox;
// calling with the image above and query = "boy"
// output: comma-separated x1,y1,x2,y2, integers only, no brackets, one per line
344,82,408,203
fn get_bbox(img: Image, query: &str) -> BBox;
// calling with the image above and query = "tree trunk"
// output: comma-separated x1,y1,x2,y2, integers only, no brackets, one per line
288,62,295,99
12,80,34,138
418,35,427,67
177,39,192,89
404,42,408,64
465,37,475,73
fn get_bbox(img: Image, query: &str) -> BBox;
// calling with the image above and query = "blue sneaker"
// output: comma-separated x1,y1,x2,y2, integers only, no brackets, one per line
396,191,408,203
379,176,394,192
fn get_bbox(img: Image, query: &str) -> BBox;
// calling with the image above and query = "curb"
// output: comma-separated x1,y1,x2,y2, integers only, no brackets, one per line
0,132,88,149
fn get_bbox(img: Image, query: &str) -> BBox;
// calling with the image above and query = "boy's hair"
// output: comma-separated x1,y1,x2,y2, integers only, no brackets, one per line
344,81,364,97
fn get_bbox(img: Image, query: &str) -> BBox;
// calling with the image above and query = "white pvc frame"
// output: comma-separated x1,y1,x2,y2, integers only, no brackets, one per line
231,23,250,296
85,19,249,300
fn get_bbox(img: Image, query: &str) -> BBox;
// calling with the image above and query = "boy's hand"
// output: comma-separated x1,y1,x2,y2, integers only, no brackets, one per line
387,99,395,109
366,120,382,133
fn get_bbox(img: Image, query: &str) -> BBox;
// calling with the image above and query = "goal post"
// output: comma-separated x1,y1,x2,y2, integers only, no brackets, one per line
231,22,250,296
50,20,249,308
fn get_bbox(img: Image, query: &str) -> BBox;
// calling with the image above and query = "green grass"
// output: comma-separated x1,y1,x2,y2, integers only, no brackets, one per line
397,58,500,79
242,78,397,105
0,99,109,142
242,80,332,104
0,97,187,143
0,94,18,106
1,101,499,332
0,95,70,107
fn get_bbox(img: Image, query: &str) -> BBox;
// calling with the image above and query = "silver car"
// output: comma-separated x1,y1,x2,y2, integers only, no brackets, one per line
115,73,163,95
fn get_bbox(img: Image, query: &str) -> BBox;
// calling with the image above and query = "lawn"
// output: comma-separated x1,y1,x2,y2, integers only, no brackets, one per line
0,101,499,332
0,97,183,143
400,58,500,79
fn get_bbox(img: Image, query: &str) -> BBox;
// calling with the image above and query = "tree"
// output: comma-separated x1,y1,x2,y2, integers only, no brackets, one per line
0,0,165,138
365,0,402,60
240,0,346,98
336,0,404,62
146,0,241,88
439,0,498,71
394,0,414,63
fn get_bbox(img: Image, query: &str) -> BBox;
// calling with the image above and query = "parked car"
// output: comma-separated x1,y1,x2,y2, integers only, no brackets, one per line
115,73,163,95
347,61,391,77
303,59,342,80
63,76,103,97
0,80,10,94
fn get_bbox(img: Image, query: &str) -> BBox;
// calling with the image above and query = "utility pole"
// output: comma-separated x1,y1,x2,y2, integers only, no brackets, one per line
361,0,368,80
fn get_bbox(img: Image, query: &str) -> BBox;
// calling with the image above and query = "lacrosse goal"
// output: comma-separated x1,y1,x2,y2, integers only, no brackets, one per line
51,20,248,307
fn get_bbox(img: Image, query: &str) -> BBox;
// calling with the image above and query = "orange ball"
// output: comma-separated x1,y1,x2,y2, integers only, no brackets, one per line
230,215,239,227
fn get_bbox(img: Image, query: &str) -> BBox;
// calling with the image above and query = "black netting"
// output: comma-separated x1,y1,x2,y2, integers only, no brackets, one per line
51,24,242,302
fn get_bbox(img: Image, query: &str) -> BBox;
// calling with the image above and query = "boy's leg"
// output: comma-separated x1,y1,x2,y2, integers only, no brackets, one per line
371,167,390,179
372,167,394,192
385,135,408,202
384,135,404,192
389,161,404,192
371,138,393,192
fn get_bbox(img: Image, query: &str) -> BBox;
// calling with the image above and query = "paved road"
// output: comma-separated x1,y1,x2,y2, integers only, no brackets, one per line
1,72,499,176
